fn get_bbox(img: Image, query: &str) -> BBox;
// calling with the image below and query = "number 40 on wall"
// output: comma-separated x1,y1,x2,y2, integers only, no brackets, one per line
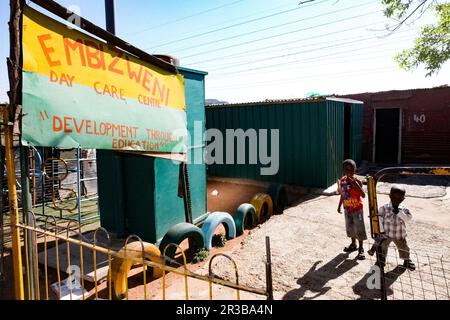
413,113,426,124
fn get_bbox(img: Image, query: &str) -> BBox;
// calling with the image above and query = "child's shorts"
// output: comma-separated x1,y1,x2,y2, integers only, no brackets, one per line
344,209,367,241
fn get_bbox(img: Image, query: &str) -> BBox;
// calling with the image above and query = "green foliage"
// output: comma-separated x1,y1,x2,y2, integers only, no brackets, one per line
382,1,450,76
211,234,227,248
192,248,209,263
382,0,413,19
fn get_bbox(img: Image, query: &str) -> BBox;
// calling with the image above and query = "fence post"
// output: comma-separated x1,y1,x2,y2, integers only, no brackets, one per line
376,242,387,300
76,148,82,224
265,236,273,300
20,146,37,299
3,108,24,300
6,0,25,300
0,145,5,283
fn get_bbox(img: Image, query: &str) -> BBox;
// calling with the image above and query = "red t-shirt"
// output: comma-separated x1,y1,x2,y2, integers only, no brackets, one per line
339,176,363,213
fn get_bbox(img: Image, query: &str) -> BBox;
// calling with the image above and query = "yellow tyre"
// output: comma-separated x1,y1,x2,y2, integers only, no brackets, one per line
250,193,273,224
110,241,163,299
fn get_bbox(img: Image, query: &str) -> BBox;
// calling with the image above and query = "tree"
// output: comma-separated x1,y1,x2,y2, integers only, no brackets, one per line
382,0,449,76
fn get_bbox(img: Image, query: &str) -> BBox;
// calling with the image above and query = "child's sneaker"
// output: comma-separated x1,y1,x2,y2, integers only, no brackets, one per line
343,244,357,252
403,259,416,271
367,247,376,256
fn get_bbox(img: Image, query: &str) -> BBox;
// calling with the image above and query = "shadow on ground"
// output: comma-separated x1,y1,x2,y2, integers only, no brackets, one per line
352,265,406,300
282,253,358,300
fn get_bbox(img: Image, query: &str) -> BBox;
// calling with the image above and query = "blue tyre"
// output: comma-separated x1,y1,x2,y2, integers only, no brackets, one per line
201,212,236,250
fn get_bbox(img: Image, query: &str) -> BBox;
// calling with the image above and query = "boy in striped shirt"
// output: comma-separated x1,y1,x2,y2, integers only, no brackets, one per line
372,185,415,271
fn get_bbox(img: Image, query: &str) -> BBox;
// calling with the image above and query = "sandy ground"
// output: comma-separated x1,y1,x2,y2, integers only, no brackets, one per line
203,178,450,300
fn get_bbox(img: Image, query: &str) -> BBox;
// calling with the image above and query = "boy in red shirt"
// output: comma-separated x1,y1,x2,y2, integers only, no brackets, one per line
337,159,367,260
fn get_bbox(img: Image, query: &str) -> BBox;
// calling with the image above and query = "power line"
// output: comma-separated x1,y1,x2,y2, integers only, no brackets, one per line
186,25,416,66
157,1,303,46
207,38,413,76
209,49,401,81
180,21,384,60
212,47,401,78
124,0,246,38
208,67,398,91
204,33,416,72
168,8,381,55
144,0,331,50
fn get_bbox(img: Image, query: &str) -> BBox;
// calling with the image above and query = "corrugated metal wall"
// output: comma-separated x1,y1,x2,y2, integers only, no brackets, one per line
350,103,364,165
206,99,348,188
326,100,345,185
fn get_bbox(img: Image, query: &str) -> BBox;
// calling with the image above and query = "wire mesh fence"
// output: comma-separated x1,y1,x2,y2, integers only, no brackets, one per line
366,240,450,300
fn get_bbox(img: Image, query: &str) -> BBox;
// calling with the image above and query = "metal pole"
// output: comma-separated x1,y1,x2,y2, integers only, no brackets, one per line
179,163,193,224
20,146,36,299
3,109,24,300
0,146,5,284
265,236,273,300
102,0,116,227
41,147,45,217
76,148,82,224
105,0,116,34
376,243,388,300
6,0,24,300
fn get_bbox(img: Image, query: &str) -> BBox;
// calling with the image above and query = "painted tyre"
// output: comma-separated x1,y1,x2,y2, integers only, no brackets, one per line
201,212,236,250
250,193,273,224
159,223,205,260
111,241,163,299
234,203,257,236
267,184,288,214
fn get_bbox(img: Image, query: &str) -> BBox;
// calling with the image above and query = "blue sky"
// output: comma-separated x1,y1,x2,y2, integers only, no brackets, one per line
1,0,449,103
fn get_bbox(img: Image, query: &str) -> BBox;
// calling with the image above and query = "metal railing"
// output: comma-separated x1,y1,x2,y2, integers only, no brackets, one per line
363,241,450,300
29,148,99,225
12,214,272,300
366,166,450,300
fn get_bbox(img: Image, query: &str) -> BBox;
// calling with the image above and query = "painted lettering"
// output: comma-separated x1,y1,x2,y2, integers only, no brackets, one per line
37,34,61,67
152,78,166,101
49,71,75,87
108,46,124,75
93,81,126,100
63,117,73,133
64,37,86,66
126,58,143,82
84,40,106,70
53,116,63,132
142,70,153,92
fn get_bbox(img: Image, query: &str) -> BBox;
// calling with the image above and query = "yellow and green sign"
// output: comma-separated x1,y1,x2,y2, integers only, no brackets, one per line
22,6,187,153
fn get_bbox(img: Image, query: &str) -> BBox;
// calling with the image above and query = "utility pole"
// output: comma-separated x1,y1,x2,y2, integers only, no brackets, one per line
7,0,24,300
105,0,116,35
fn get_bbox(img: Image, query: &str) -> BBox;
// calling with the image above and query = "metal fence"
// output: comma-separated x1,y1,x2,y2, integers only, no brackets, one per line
10,214,271,300
363,241,450,300
29,148,99,224
1,147,99,225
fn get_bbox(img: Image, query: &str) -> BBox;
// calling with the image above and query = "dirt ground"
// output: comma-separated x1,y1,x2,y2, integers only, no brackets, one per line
206,178,268,214
201,176,450,300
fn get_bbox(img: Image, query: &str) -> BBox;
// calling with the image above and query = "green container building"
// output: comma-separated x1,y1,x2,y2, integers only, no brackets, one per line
206,97,363,188
97,67,208,244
